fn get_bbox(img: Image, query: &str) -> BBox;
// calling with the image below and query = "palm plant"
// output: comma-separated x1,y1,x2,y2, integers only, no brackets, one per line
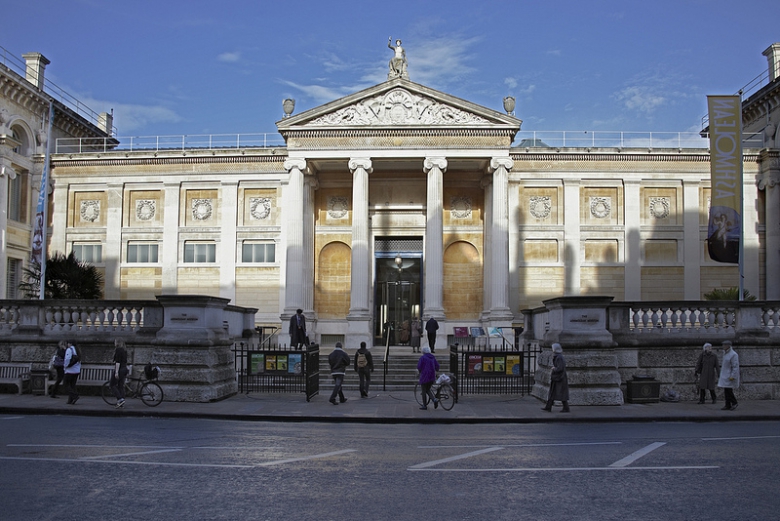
703,287,756,301
19,252,104,299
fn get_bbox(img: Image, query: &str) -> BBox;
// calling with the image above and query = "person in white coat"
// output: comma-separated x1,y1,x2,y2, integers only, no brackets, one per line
63,342,82,405
717,340,740,411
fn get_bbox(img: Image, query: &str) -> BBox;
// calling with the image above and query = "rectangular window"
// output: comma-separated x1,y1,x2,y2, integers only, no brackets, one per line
127,243,159,263
242,242,275,263
72,243,103,263
184,242,216,263
6,258,21,299
8,174,22,222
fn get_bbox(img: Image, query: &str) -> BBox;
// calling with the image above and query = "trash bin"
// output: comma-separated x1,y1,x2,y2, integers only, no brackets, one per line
29,369,50,395
626,374,660,403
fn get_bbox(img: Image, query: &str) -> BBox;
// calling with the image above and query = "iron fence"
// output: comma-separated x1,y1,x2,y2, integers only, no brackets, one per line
232,341,319,401
449,341,539,396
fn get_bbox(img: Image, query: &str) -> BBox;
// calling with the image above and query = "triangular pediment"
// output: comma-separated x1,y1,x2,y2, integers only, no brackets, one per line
276,78,521,131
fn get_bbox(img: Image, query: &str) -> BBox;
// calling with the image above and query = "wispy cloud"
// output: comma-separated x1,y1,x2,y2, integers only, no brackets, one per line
217,51,241,63
614,86,666,113
409,35,481,86
76,96,183,134
504,77,518,89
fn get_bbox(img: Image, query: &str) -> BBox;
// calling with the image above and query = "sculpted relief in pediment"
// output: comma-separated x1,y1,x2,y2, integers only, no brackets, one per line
309,88,490,126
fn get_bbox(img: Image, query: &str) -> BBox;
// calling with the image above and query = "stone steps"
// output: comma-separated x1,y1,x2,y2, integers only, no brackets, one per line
318,348,445,391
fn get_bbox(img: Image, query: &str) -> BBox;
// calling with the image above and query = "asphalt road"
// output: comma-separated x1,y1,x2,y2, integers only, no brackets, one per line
1,415,778,521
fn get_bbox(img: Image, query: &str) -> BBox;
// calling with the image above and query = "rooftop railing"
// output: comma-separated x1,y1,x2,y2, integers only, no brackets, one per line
514,130,765,150
55,133,287,154
0,45,117,136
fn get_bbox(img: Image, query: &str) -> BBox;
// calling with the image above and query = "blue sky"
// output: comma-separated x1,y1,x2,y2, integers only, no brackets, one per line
3,0,780,138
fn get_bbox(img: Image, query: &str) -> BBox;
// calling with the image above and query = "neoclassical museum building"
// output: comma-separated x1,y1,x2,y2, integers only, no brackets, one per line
3,43,780,349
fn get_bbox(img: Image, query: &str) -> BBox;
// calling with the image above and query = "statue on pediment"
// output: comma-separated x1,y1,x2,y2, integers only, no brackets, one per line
388,37,409,80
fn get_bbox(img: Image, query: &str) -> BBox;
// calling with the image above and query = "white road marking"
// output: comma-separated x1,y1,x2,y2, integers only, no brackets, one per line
418,442,621,449
257,449,357,467
410,447,505,469
609,442,666,467
702,435,780,441
81,448,183,459
0,456,254,469
0,416,24,420
409,465,719,472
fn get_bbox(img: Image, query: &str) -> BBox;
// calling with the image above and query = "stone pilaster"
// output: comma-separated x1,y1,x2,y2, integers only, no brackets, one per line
623,180,641,300
282,158,307,323
423,157,446,322
682,180,701,299
103,183,123,299
0,162,15,297
219,181,238,303
563,179,581,296
487,157,513,324
302,172,318,334
759,150,780,299
346,158,372,349
480,175,493,321
161,182,180,293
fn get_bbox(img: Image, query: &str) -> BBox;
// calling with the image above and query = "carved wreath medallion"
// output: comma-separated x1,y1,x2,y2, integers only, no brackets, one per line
590,197,611,219
135,200,156,221
450,196,472,219
529,196,552,219
192,199,213,221
250,197,271,220
649,197,670,219
79,200,100,222
327,196,349,219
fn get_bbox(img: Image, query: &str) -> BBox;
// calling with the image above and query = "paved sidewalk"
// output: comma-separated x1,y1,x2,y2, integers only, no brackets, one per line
1,390,779,423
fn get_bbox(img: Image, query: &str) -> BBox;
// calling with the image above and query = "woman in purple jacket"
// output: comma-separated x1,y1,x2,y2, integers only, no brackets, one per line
417,346,440,410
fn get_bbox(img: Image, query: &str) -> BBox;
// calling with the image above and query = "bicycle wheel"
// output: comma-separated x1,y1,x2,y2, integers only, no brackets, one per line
438,384,455,410
101,381,117,405
139,381,164,407
413,383,424,406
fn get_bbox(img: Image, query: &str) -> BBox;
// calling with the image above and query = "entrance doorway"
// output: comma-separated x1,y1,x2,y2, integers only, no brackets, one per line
373,239,422,346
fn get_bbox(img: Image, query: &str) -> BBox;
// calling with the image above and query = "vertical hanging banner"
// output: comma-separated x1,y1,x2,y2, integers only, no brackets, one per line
706,95,742,264
31,102,54,298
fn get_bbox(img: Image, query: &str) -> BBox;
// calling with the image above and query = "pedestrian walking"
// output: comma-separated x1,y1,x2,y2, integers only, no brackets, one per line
354,341,374,398
718,340,740,411
48,340,67,398
425,316,439,353
416,346,439,410
695,342,719,404
63,341,81,405
541,343,570,413
410,317,421,353
328,342,350,405
110,339,130,408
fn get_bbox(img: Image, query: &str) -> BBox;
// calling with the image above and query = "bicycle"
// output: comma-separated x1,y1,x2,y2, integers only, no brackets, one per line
102,371,164,407
414,374,457,411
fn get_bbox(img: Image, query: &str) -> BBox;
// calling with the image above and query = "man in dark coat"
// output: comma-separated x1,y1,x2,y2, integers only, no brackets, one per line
541,343,570,413
288,309,307,348
425,316,439,353
695,342,720,404
328,342,350,405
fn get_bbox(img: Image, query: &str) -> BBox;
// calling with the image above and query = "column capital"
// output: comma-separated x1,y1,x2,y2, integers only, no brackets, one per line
488,157,513,173
284,158,308,173
0,164,17,179
758,149,780,189
423,157,448,173
348,157,373,173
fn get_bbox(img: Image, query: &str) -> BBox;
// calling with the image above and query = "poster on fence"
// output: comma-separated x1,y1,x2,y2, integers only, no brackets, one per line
454,327,469,338
468,354,483,375
506,354,521,376
288,353,302,374
266,356,277,371
249,353,265,374
276,355,288,372
494,356,506,373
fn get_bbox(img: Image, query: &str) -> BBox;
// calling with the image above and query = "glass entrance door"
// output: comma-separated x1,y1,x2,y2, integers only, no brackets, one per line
374,256,421,346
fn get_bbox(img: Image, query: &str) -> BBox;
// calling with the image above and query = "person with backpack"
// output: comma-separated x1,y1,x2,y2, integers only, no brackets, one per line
353,341,374,398
48,340,67,398
63,341,81,405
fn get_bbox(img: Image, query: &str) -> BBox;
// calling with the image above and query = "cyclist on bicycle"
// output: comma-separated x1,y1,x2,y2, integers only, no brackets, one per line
110,339,129,408
417,346,439,410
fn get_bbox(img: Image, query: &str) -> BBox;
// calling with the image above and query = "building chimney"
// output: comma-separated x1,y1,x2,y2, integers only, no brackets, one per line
21,52,50,90
763,43,780,82
98,110,114,136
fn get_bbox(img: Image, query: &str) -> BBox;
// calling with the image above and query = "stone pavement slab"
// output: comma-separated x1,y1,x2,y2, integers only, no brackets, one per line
1,391,779,424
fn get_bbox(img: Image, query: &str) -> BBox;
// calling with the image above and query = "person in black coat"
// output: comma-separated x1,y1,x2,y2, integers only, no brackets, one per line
695,342,720,404
288,309,307,348
353,341,374,398
328,342,350,405
425,317,439,353
541,343,570,413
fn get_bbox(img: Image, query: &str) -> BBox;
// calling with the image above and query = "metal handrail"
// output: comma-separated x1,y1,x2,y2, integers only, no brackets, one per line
382,324,391,391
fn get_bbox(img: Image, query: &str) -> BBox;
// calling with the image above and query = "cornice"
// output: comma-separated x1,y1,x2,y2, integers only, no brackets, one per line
742,79,780,129
280,127,515,139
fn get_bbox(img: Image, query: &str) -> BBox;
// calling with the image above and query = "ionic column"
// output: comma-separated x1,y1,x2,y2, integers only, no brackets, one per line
488,157,513,321
282,158,307,320
423,157,447,320
759,150,780,299
480,175,493,320
346,158,372,350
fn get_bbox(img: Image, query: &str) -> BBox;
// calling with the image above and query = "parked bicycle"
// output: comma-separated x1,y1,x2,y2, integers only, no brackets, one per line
102,364,163,407
414,373,457,410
